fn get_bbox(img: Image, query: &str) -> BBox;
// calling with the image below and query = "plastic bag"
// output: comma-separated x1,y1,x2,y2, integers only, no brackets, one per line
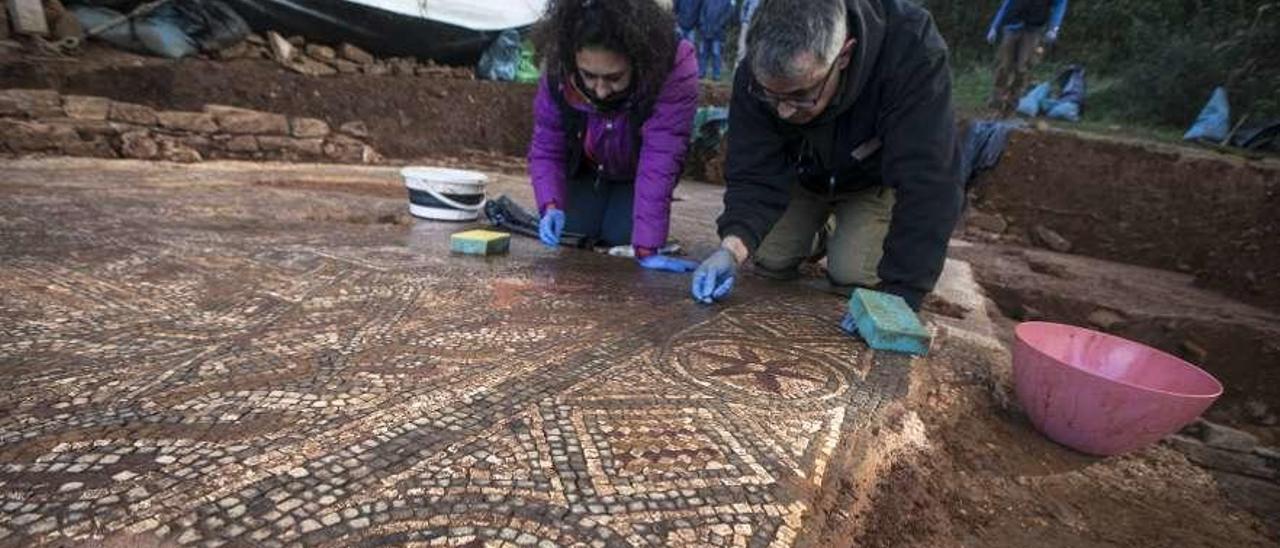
515,39,540,84
1045,100,1080,122
1183,87,1231,143
692,106,729,150
1231,119,1280,151
484,195,595,248
477,29,522,81
159,0,251,53
71,5,199,58
961,119,1025,184
1016,82,1051,117
1056,65,1086,105
71,0,249,59
1046,65,1085,122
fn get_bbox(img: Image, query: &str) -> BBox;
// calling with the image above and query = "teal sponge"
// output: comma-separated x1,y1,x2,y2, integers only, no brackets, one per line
848,288,931,355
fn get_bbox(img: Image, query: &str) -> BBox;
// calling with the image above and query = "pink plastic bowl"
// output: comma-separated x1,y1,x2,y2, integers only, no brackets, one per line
1012,322,1223,456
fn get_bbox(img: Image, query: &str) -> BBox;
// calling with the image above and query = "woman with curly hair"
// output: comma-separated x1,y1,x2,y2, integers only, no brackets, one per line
528,0,700,272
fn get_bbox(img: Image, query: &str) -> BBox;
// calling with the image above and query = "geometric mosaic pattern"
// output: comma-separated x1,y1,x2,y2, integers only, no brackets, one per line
0,162,909,546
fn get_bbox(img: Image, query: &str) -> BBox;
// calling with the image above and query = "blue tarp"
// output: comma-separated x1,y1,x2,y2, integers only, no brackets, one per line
71,0,250,59
1017,65,1086,122
1183,87,1231,143
961,119,1026,184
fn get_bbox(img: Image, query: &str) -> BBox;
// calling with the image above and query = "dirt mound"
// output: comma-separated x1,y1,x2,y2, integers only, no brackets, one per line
836,330,1274,547
948,240,1280,441
972,128,1280,313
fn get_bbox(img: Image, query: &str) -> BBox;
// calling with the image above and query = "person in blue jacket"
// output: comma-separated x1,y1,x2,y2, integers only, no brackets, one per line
698,0,734,81
986,0,1068,114
675,0,702,44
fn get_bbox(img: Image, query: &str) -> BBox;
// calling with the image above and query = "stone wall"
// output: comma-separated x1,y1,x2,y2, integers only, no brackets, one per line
223,33,476,80
1171,420,1280,533
0,89,382,164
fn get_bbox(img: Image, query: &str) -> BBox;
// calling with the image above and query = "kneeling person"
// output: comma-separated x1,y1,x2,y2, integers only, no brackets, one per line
692,0,963,310
529,0,700,272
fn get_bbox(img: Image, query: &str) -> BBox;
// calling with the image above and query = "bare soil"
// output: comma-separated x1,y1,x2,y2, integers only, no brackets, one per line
814,328,1276,547
949,239,1280,446
971,128,1280,313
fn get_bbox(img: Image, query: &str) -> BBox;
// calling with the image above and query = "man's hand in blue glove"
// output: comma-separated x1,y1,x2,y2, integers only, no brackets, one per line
839,312,858,336
986,28,998,45
539,207,565,247
1044,27,1059,44
691,247,738,304
638,254,699,273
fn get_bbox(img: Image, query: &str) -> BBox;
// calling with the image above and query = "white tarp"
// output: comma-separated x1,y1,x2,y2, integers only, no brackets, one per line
347,0,548,30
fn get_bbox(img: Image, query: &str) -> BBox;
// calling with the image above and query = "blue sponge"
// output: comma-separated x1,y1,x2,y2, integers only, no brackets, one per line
848,289,931,356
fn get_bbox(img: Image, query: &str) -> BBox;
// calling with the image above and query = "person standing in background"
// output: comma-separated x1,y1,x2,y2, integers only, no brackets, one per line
675,0,702,44
986,0,1069,114
698,0,733,81
736,0,760,66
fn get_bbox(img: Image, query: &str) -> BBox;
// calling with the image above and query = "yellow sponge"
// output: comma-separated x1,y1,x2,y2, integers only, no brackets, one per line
451,229,511,256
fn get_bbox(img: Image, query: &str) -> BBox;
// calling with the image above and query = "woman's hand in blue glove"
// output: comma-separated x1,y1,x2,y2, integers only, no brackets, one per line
638,254,699,273
539,207,565,247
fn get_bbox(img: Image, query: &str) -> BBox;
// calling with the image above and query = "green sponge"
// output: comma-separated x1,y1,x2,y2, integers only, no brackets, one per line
451,229,510,256
848,288,931,355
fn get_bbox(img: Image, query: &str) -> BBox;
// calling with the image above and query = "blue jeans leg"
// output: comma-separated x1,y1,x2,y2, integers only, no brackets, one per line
599,181,635,247
710,40,723,80
563,176,634,247
678,27,697,44
699,38,712,79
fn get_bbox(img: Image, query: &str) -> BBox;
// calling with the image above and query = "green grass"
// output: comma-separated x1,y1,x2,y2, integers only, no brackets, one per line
717,38,1259,154
951,61,1188,146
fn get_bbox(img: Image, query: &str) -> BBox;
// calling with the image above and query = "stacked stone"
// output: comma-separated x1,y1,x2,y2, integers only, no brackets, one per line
216,33,474,80
0,89,381,164
1169,418,1280,531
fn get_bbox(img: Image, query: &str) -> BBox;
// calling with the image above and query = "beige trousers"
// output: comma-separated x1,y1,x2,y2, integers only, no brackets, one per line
754,184,896,289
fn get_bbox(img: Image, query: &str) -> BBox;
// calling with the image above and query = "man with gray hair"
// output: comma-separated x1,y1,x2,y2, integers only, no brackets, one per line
691,0,962,319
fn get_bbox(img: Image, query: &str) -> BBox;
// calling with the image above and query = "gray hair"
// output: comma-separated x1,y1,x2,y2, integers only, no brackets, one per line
747,0,848,81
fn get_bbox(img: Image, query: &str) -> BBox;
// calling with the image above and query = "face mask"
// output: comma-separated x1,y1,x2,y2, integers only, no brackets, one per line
572,72,632,112
588,92,630,112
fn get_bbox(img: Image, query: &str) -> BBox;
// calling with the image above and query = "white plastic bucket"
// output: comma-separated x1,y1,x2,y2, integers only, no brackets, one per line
401,166,488,221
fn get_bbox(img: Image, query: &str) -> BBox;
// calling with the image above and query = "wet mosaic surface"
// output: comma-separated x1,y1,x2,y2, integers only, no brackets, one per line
0,160,909,546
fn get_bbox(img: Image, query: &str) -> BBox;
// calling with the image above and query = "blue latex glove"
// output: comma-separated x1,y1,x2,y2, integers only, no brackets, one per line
691,248,737,304
639,255,699,273
839,312,859,335
539,208,565,247
1044,27,1059,44
986,28,998,45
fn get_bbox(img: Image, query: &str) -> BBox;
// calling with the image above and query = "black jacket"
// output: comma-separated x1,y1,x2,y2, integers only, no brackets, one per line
1008,0,1054,27
717,0,963,309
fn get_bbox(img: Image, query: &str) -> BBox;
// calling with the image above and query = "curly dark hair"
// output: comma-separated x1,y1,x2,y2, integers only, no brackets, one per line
532,0,678,97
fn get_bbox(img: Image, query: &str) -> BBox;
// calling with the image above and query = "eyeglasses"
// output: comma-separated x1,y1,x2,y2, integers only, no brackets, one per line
748,39,854,110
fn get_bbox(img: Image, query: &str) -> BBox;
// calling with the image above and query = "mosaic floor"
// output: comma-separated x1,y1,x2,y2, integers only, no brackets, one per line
0,160,911,547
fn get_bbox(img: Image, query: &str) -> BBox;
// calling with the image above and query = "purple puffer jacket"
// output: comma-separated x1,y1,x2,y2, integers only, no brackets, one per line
528,40,699,251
